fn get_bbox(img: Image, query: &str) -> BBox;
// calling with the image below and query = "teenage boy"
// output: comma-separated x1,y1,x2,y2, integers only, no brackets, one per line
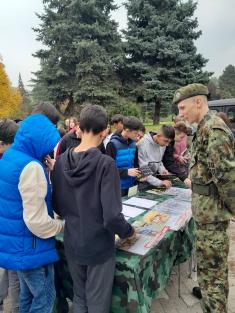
51,105,135,313
138,125,175,189
0,103,64,313
111,114,124,135
106,116,143,196
162,122,191,187
0,119,20,313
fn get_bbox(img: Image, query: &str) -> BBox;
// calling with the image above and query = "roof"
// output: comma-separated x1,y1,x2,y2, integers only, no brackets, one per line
208,98,235,107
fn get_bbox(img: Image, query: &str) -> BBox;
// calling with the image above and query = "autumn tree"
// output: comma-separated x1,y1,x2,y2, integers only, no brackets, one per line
0,59,22,118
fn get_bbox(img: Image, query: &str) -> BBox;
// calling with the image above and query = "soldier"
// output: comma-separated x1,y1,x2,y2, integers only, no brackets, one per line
173,83,235,313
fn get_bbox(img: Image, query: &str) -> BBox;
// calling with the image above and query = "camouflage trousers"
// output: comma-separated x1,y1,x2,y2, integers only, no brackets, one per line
196,222,229,313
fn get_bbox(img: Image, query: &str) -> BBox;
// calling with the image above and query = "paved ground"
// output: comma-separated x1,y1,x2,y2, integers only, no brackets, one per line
1,221,235,313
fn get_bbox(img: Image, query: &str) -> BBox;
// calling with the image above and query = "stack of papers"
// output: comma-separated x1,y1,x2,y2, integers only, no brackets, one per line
123,197,157,209
122,205,146,219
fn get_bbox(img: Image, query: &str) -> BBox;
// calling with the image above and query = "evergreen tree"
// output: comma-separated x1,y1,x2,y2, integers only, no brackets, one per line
208,77,221,100
123,0,211,124
33,0,123,114
219,65,235,98
18,73,32,114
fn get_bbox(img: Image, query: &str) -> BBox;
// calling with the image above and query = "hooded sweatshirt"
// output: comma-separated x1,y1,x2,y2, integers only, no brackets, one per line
51,147,133,266
138,132,167,187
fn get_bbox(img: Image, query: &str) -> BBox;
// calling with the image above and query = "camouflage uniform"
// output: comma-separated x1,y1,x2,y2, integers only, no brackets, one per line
173,84,235,313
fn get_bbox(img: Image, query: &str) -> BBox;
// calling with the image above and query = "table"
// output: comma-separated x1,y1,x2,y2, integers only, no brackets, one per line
53,184,195,313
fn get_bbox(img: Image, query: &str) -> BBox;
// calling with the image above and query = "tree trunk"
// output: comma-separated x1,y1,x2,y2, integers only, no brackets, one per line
153,98,161,125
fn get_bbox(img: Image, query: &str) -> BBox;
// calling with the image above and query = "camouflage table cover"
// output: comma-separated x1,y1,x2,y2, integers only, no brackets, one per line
53,184,195,313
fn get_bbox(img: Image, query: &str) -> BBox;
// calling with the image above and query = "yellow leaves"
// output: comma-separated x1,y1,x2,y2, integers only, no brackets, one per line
0,62,22,119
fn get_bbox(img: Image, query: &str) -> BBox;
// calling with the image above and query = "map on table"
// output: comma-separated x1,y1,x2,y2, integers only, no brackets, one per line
117,223,170,256
163,187,192,202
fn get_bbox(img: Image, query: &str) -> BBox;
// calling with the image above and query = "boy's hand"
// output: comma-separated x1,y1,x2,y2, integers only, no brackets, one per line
161,180,172,189
184,178,192,188
44,155,56,172
128,168,141,177
178,156,188,164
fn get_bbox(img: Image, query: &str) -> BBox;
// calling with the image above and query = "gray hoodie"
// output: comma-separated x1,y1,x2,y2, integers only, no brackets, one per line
138,133,167,187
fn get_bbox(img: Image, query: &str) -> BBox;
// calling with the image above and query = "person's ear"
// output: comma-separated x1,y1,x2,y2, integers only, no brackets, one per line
195,97,202,110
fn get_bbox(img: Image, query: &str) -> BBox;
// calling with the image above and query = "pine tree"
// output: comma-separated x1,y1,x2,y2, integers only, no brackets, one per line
18,73,32,114
33,0,123,114
123,0,211,124
219,65,235,98
0,59,22,118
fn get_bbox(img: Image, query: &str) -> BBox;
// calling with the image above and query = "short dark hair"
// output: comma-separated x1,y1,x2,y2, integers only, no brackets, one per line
0,119,19,144
174,122,188,135
79,105,108,134
160,125,175,140
123,116,143,131
31,102,60,125
139,124,146,133
111,114,124,124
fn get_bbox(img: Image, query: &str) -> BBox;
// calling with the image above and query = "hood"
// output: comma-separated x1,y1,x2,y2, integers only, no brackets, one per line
61,148,103,187
144,132,157,145
12,114,60,161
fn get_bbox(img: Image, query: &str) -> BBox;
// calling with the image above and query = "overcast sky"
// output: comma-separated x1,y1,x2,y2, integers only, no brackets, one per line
0,0,235,88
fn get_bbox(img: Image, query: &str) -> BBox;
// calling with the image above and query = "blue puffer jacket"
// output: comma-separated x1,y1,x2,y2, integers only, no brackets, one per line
110,134,136,190
0,114,60,270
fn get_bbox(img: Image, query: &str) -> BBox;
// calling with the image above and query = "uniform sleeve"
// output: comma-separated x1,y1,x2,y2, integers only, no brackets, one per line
208,129,235,215
19,162,65,239
138,142,162,187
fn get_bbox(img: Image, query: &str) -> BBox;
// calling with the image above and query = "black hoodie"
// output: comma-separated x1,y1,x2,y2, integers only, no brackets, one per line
51,147,133,265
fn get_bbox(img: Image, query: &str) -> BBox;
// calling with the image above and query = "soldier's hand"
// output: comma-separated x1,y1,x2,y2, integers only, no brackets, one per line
161,180,172,189
184,178,192,189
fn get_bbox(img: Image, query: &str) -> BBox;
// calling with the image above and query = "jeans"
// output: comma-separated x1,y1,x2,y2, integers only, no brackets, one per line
0,269,20,313
17,264,55,313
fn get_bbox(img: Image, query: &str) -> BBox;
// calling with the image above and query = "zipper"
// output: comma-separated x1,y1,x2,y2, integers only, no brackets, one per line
32,236,36,249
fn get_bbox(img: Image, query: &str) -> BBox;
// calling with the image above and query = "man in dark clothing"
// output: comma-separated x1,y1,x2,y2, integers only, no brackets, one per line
57,124,81,156
106,116,143,197
163,141,188,181
51,105,135,313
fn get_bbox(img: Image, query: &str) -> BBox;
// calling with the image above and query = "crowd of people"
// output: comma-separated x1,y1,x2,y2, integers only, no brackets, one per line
0,83,234,313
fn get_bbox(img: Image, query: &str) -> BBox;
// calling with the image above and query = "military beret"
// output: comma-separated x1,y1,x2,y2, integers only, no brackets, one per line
172,83,209,105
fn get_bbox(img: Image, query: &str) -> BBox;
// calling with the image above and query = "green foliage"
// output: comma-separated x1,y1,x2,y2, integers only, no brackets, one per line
107,97,141,120
219,65,235,98
32,0,123,113
122,0,212,123
18,73,33,114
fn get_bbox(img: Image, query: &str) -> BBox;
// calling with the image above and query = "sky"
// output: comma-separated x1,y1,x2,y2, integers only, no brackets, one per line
0,0,235,88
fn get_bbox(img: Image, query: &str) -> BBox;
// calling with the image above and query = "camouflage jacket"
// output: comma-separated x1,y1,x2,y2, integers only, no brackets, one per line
189,110,235,224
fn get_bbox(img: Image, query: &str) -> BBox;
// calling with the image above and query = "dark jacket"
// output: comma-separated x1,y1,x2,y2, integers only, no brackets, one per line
57,130,105,156
51,148,133,265
162,141,188,181
58,130,81,156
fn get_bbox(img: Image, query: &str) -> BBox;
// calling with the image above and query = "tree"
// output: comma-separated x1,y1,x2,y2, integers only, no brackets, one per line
208,77,221,100
18,73,32,114
0,59,22,118
123,0,211,124
33,0,123,114
219,65,235,98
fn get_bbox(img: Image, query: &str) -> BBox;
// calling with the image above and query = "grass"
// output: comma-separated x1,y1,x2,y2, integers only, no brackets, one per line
143,115,174,132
